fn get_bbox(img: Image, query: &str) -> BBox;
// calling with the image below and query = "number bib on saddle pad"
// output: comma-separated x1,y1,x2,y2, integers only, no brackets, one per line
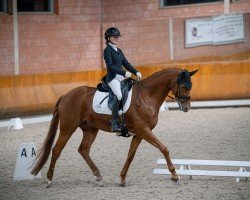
92,78,133,115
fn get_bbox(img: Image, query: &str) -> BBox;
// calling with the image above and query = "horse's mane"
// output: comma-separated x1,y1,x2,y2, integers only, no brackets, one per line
142,67,180,83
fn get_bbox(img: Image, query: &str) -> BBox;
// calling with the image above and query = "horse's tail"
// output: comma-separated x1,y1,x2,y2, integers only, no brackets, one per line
31,95,63,175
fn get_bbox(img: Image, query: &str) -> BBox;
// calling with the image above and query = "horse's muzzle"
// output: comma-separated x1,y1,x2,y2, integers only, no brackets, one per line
183,106,190,112
177,100,190,112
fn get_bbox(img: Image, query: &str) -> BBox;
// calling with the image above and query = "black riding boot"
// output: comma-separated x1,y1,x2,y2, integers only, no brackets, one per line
110,99,121,132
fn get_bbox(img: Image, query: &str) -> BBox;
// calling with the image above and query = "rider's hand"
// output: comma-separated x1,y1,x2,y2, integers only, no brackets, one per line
136,72,142,81
125,72,132,78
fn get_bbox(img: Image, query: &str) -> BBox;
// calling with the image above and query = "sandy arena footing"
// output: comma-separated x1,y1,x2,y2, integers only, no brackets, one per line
0,108,249,200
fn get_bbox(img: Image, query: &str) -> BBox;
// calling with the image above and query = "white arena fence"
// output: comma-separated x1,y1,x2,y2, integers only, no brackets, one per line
154,159,250,182
1,100,250,130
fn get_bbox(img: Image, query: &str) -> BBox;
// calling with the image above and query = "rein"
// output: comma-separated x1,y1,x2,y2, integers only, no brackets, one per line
134,76,191,105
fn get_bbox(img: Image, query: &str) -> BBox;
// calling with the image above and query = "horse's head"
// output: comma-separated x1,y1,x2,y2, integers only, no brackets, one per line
169,69,198,112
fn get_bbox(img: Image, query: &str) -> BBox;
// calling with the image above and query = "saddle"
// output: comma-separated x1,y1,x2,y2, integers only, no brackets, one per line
97,76,133,111
96,76,134,137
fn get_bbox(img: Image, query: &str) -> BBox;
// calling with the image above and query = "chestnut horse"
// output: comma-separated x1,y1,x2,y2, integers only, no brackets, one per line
31,68,198,187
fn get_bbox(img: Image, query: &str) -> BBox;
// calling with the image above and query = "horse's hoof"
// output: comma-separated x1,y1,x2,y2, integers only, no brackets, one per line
95,177,102,181
119,182,126,187
97,180,104,187
171,176,180,185
46,181,52,188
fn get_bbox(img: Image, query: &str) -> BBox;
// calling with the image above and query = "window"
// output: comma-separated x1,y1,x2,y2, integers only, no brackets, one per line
17,0,54,12
0,0,6,12
5,0,58,14
161,0,223,7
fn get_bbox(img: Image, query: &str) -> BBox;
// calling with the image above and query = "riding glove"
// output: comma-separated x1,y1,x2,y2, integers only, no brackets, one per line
125,72,132,78
136,72,142,81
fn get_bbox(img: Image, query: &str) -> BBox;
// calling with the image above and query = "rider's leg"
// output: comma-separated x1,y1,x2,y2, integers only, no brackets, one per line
107,78,123,101
108,79,122,132
108,78,133,137
110,97,121,132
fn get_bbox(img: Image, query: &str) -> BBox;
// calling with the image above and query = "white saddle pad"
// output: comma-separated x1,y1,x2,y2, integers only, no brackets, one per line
92,89,133,115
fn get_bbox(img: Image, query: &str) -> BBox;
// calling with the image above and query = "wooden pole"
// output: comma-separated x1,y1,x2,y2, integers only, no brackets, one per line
13,0,19,75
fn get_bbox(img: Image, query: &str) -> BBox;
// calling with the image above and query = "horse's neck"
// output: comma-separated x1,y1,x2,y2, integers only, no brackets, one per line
143,69,178,107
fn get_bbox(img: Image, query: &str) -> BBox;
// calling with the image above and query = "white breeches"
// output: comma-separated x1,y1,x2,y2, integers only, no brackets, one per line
108,74,124,100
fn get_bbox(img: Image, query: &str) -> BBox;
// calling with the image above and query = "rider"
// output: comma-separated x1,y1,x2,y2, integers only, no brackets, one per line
103,27,142,133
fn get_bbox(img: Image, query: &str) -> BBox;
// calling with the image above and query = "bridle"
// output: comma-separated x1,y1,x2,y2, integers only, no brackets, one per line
168,78,191,103
134,70,192,105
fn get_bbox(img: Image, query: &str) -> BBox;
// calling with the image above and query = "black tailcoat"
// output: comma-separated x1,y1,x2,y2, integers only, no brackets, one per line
103,45,138,83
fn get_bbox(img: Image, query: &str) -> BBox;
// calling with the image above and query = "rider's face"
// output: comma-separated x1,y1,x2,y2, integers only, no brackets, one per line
109,36,119,45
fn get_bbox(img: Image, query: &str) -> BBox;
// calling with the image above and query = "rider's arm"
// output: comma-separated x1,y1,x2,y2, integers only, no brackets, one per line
120,50,138,75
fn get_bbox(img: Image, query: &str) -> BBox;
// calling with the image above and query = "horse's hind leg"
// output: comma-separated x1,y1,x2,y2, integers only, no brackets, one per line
47,130,74,187
78,126,102,182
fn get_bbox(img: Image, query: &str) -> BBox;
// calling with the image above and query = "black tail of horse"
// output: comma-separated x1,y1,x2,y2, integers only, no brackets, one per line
31,96,63,175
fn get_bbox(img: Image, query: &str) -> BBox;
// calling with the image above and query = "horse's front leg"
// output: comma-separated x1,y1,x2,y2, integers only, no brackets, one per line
119,135,142,187
141,127,179,182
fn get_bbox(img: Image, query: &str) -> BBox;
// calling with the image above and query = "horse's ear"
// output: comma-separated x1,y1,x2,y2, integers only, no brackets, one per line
189,70,198,76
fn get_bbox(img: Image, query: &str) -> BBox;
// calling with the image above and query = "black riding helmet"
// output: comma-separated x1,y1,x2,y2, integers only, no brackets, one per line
104,27,121,41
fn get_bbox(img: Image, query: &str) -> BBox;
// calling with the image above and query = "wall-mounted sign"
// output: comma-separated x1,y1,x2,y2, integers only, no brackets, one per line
213,14,245,45
185,14,244,48
185,17,213,47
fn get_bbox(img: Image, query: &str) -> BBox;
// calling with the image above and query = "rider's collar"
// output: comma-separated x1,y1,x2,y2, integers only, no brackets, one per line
109,43,118,51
